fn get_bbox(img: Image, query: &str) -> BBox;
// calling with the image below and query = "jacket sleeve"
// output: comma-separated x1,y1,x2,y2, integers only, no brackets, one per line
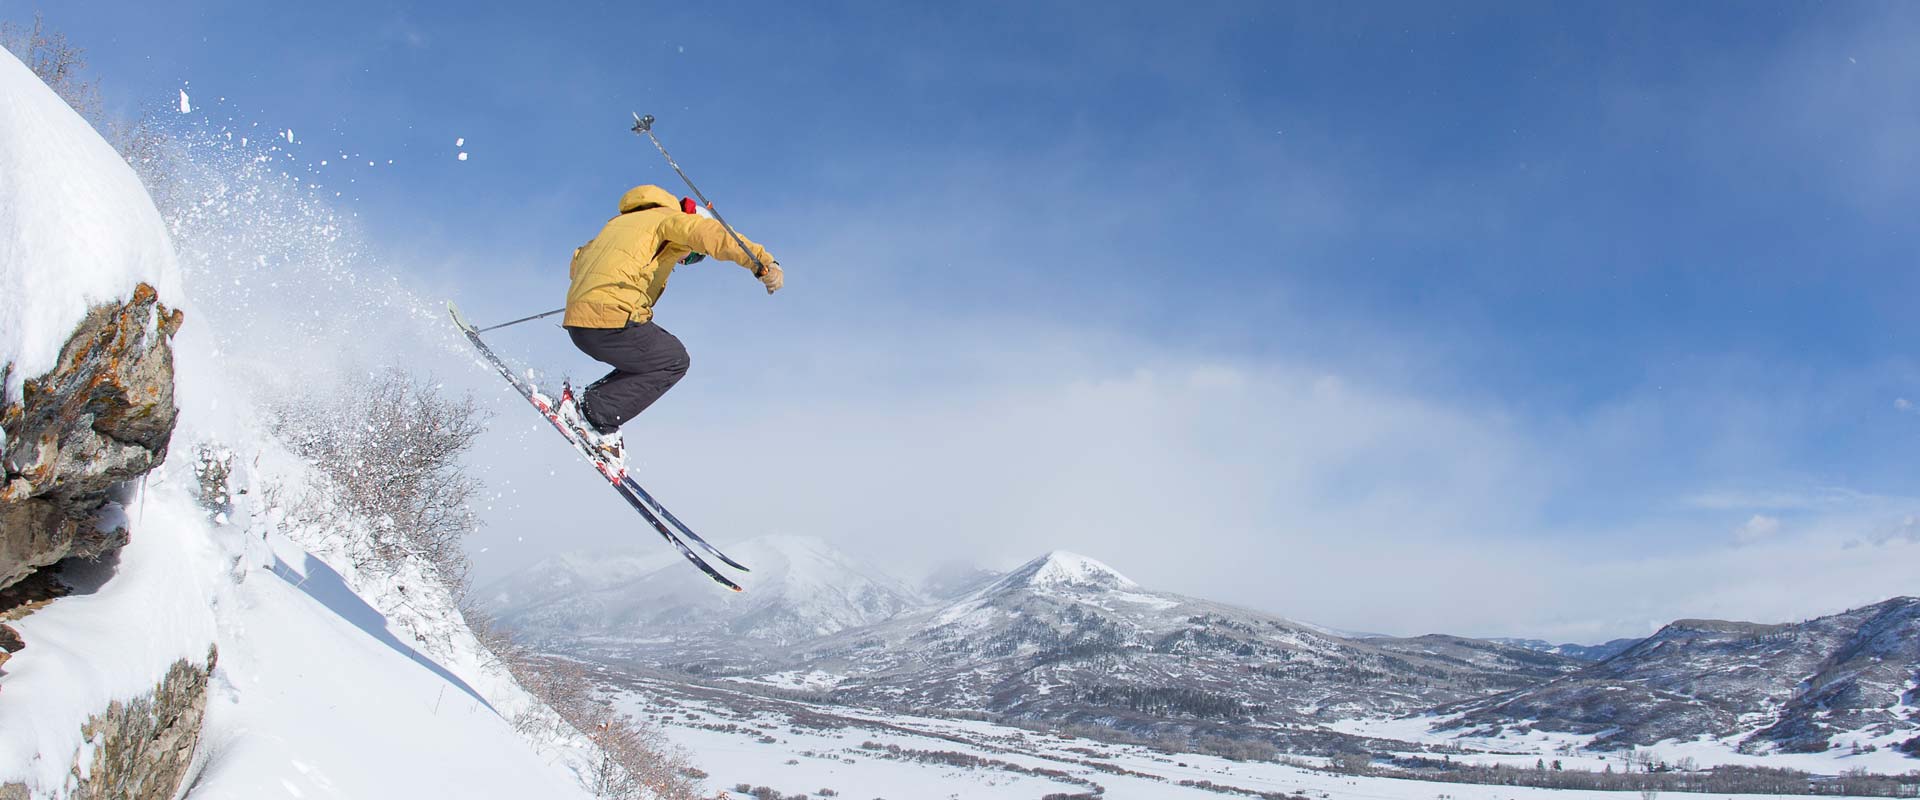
657,214,775,273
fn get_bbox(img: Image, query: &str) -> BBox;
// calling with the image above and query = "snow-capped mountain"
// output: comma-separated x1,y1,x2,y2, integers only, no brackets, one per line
768,551,1580,739
1440,597,1920,754
496,538,1920,763
488,535,924,662
1490,636,1644,662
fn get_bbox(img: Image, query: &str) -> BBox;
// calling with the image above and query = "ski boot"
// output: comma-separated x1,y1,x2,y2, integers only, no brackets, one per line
557,383,627,473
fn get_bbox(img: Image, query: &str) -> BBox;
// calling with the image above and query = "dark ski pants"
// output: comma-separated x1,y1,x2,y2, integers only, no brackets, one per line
566,322,689,432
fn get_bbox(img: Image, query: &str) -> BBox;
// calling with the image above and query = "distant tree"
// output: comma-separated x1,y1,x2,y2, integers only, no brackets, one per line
0,13,102,124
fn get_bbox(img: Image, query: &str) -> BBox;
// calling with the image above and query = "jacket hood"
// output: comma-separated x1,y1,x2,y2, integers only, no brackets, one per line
618,184,679,214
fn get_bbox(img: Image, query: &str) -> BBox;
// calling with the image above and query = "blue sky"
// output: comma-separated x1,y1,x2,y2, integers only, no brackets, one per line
34,1,1920,638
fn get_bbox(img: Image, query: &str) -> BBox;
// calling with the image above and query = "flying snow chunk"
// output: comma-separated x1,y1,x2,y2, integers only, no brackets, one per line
457,152,468,161
178,89,192,114
455,137,465,147
283,128,294,143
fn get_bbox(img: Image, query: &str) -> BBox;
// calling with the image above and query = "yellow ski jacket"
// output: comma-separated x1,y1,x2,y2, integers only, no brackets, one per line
563,185,776,328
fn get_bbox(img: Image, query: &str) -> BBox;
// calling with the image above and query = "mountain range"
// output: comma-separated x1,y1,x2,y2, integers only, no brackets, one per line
486,535,922,664
1443,598,1920,754
487,537,1920,760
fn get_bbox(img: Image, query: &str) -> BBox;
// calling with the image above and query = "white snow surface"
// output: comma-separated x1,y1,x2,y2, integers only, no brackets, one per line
0,50,183,398
185,513,595,798
0,485,219,790
611,675,1850,800
1329,711,1920,776
0,58,600,797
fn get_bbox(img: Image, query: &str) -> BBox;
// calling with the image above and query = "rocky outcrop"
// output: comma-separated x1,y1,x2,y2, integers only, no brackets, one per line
0,647,215,800
0,283,183,592
72,649,215,799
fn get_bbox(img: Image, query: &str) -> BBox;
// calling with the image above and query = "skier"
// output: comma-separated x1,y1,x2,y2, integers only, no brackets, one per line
559,184,782,465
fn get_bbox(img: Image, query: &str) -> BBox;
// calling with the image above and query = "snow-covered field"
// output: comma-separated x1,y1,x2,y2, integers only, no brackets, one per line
604,673,1887,800
1329,712,1920,778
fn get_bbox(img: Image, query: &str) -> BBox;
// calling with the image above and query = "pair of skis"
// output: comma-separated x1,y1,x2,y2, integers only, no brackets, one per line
448,302,750,591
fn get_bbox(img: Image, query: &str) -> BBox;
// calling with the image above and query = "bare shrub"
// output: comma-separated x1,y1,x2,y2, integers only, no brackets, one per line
269,368,485,585
191,443,236,517
461,611,706,800
0,13,102,124
580,704,704,800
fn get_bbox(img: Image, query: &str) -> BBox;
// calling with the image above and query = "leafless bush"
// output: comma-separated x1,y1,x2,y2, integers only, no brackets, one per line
1,13,102,124
269,368,485,585
461,612,708,800
579,704,705,800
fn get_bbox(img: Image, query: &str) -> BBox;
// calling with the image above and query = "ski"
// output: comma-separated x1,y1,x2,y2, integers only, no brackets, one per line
544,383,749,572
618,474,751,572
447,302,745,592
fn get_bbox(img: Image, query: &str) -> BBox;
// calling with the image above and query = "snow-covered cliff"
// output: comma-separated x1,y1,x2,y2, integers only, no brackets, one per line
0,48,605,798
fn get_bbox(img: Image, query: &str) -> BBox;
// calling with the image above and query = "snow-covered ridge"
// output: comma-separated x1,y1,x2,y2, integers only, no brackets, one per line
0,51,181,398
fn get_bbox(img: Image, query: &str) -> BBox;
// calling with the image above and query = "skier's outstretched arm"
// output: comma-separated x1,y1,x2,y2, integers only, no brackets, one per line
659,215,783,294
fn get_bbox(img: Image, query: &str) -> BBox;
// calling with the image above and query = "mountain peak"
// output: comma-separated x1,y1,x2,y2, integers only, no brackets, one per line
996,550,1137,593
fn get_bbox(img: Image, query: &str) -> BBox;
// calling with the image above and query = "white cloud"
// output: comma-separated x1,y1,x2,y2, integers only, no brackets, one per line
1897,397,1913,412
1734,513,1782,544
509,316,1920,643
1683,487,1877,512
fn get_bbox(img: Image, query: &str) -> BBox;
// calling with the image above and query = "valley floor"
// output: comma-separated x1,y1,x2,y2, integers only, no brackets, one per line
599,671,1887,800
1328,713,1920,778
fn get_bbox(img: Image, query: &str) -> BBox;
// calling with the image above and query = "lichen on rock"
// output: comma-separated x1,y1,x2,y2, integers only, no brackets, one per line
71,647,215,800
0,283,183,592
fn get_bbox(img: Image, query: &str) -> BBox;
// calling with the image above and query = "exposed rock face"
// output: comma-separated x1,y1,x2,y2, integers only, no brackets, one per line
0,647,215,800
72,649,215,799
0,283,183,591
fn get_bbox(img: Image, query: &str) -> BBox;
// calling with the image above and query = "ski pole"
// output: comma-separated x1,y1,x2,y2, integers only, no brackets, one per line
477,307,565,333
630,113,771,278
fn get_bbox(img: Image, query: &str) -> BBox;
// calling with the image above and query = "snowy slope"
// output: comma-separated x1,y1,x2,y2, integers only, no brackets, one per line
0,53,599,798
184,485,596,797
0,483,218,791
